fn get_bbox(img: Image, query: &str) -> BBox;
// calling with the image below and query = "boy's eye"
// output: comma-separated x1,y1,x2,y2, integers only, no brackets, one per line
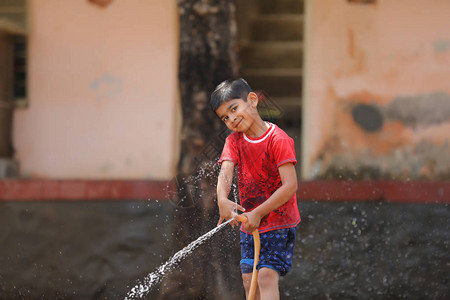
231,106,237,112
222,116,228,122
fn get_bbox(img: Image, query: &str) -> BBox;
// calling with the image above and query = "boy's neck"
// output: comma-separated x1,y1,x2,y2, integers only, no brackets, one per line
245,118,269,138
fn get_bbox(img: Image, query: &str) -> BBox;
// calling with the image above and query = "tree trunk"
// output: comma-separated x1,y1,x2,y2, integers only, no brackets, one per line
158,1,241,299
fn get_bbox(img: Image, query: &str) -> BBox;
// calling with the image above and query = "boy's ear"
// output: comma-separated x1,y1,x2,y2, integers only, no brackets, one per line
247,92,258,108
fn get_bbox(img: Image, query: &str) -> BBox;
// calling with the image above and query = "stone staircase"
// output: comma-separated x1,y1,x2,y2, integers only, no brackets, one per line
237,0,304,167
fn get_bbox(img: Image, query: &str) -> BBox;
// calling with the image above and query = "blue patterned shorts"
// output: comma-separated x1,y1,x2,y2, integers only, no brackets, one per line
240,227,296,276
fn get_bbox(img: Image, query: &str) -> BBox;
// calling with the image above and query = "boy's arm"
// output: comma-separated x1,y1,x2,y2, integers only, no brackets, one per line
242,162,298,232
217,160,245,227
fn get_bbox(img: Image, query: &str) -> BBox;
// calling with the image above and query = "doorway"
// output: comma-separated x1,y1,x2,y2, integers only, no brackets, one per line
236,0,304,174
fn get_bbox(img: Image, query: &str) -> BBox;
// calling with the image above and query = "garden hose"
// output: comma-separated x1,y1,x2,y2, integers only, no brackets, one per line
235,214,260,300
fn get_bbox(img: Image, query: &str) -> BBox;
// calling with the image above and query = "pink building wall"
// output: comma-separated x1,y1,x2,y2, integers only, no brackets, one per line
13,0,179,179
302,0,450,179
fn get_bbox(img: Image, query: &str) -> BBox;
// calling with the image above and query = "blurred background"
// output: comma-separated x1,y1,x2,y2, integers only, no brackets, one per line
0,0,449,299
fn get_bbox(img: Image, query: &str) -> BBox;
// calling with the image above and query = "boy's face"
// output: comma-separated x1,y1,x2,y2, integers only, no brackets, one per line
215,92,259,133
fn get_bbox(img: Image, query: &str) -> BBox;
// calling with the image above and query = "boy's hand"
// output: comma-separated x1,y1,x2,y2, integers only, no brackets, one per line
217,198,245,227
241,210,262,233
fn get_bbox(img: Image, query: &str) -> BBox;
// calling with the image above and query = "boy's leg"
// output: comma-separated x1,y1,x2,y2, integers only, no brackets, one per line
257,267,279,300
242,272,260,300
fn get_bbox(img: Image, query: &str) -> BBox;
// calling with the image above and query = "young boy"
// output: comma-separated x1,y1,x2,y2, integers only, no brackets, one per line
210,78,301,300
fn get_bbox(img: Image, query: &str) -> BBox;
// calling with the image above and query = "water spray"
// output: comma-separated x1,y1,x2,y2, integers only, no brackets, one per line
124,219,233,299
124,214,260,300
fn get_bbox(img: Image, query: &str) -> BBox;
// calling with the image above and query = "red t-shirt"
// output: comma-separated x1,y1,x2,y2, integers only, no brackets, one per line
218,122,301,234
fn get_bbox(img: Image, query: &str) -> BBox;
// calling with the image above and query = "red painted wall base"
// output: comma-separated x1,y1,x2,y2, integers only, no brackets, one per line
0,180,448,203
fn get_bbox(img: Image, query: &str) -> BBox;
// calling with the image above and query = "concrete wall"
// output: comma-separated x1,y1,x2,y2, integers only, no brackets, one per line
13,0,179,180
302,0,450,180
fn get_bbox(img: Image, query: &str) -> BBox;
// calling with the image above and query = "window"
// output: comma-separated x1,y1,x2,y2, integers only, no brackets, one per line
0,0,28,106
13,36,27,103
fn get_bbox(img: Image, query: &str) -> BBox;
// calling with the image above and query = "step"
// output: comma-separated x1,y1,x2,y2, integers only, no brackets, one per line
263,101,301,124
258,96,301,126
0,0,27,30
258,0,304,15
256,93,301,114
274,97,302,121
278,114,302,132
240,41,303,69
243,68,302,77
275,96,302,108
243,69,302,98
251,14,304,42
0,159,19,178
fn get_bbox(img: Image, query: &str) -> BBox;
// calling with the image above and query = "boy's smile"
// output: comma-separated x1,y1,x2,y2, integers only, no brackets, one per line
215,93,268,137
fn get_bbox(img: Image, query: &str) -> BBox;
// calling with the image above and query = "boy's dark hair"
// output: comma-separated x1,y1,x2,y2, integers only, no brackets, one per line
210,78,253,111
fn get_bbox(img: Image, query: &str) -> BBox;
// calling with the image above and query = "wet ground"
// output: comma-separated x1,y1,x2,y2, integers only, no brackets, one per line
0,200,448,299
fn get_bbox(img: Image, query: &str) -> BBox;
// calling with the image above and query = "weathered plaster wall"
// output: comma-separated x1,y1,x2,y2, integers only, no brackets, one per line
13,0,179,179
302,0,450,180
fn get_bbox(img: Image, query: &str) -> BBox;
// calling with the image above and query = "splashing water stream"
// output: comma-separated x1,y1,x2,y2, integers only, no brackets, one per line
124,218,233,299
